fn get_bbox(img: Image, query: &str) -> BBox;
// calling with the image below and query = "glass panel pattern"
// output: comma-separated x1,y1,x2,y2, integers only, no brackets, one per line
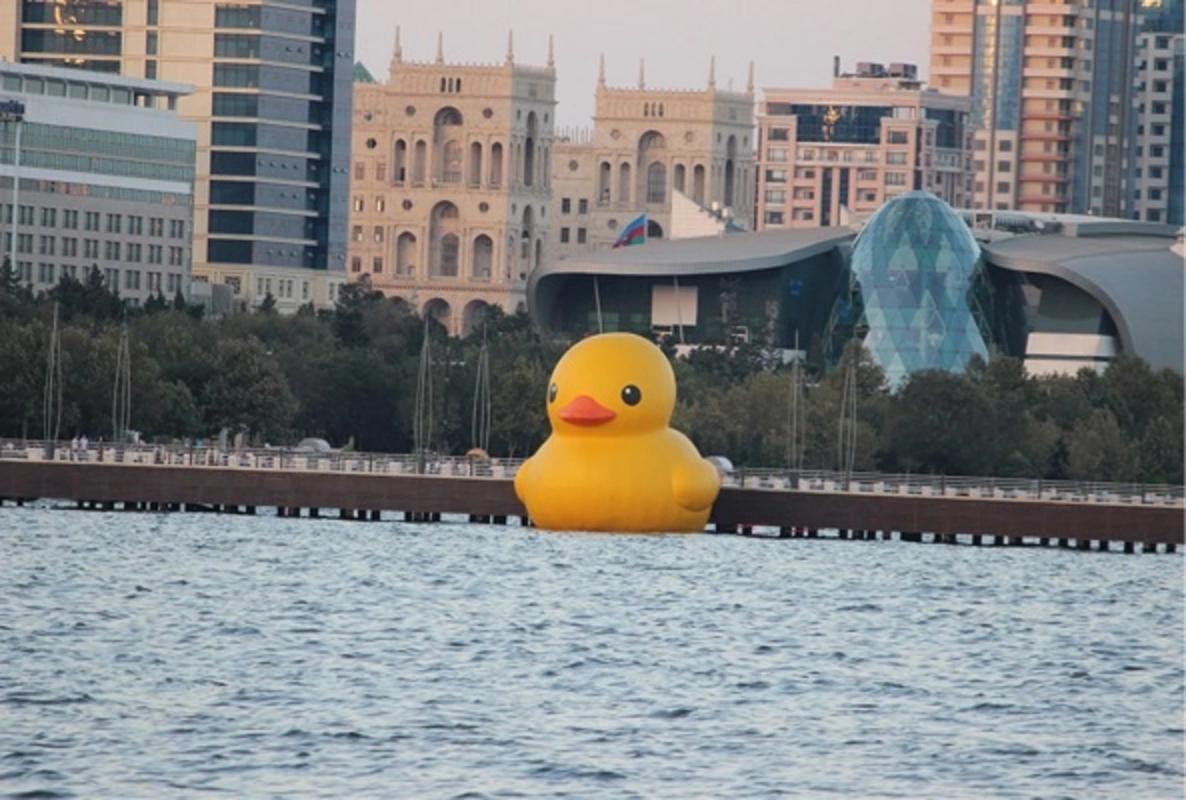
847,191,990,388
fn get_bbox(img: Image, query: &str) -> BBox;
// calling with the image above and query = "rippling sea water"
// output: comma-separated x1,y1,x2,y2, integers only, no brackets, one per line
1,506,1182,799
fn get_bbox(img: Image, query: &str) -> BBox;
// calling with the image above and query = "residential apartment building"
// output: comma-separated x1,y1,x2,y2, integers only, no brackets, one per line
0,62,196,304
754,61,972,231
0,0,357,311
550,56,755,260
929,0,1142,216
1132,14,1183,224
349,32,556,334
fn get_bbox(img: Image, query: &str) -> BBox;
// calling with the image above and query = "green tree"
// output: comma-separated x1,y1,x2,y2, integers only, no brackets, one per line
199,337,297,444
883,370,998,475
1065,408,1139,483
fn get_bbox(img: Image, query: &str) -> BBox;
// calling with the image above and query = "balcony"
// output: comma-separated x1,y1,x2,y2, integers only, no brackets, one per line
1022,110,1073,121
1018,152,1068,162
1021,131,1071,142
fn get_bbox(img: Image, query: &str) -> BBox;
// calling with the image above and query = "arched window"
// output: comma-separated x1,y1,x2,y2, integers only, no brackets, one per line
472,234,493,280
440,234,459,276
394,139,407,184
618,162,631,204
429,202,461,277
489,142,503,186
646,161,667,204
524,111,538,187
396,232,417,276
413,140,427,184
469,142,483,186
724,135,738,207
598,161,612,203
441,139,462,183
693,164,706,204
674,163,686,193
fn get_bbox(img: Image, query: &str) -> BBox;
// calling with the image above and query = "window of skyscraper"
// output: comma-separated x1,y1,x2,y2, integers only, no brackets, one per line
790,104,894,144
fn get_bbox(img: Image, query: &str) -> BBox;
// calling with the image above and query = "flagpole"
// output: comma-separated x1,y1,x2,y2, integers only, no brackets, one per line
673,274,685,345
593,275,604,334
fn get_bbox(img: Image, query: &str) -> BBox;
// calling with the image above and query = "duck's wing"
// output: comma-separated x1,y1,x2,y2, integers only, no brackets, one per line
513,456,533,504
672,457,721,512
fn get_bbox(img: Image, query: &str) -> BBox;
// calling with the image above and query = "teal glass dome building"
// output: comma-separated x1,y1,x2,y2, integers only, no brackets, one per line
829,191,994,388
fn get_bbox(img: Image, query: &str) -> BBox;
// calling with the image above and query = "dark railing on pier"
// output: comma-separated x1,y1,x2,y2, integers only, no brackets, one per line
2,439,1182,508
1,440,1182,554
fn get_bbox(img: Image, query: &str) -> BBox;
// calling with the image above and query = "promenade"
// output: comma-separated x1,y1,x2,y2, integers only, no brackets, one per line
1,441,1182,553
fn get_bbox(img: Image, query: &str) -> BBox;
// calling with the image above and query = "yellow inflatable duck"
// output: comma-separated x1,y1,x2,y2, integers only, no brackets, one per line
513,332,721,533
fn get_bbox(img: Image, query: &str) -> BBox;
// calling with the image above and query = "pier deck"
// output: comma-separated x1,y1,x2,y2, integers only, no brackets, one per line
0,449,1181,553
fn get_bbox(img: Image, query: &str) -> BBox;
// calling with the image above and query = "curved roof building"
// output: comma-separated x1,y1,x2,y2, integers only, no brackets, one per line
527,194,1183,379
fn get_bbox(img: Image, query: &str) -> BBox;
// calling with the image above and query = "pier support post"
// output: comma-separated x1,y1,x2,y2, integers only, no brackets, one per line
1123,540,1135,554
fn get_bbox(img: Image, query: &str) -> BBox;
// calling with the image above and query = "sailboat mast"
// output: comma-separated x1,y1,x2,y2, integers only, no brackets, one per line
43,302,62,443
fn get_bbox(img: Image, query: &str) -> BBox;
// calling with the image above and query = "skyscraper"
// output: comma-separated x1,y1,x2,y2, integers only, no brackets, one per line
929,0,1142,217
1133,0,1184,224
0,0,357,309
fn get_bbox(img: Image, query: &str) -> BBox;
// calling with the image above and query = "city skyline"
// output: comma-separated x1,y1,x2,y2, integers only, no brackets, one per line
353,0,933,127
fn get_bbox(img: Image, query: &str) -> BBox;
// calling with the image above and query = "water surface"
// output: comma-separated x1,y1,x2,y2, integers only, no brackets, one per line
1,507,1182,798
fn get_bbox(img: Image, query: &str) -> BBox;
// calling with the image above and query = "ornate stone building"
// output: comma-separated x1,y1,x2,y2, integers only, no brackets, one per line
349,31,556,334
550,56,756,260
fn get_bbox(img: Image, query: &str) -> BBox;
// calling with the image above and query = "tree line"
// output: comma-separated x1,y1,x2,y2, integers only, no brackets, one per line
0,265,1181,485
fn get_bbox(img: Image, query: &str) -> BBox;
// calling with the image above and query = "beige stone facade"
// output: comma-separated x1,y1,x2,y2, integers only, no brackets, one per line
754,63,972,231
348,32,555,334
550,57,755,259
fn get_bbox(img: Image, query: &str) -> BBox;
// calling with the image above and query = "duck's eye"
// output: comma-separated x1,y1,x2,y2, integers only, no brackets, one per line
621,384,642,406
548,383,558,403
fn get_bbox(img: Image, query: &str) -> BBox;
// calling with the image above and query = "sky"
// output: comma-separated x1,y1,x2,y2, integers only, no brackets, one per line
353,0,933,128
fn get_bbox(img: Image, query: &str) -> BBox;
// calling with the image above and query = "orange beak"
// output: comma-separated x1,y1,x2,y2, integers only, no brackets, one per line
558,395,617,426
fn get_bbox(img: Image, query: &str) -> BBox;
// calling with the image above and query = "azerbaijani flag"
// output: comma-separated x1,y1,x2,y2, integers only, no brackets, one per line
612,213,647,248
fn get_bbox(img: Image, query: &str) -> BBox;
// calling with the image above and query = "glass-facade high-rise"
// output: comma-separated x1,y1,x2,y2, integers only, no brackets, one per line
205,2,354,280
930,0,1142,218
4,0,357,309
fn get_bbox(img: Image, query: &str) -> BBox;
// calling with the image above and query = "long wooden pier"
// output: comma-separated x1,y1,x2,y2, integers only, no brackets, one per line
1,459,1181,554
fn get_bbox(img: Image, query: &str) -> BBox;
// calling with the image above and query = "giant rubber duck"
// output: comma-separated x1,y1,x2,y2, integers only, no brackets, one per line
513,332,721,533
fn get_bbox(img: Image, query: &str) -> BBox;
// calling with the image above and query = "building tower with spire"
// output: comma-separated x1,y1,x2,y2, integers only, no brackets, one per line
550,55,756,259
349,29,557,333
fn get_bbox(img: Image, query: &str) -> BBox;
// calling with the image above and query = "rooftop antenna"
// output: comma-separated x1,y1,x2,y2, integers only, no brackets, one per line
597,52,606,87
546,33,554,68
708,55,716,89
435,31,444,64
505,29,514,66
638,58,645,90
